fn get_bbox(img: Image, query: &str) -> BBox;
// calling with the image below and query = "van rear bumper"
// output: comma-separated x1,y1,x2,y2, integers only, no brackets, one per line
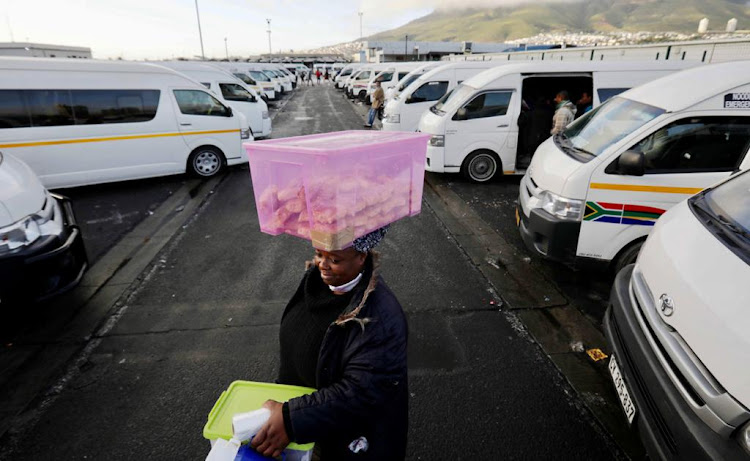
0,195,87,305
518,205,580,264
604,266,748,461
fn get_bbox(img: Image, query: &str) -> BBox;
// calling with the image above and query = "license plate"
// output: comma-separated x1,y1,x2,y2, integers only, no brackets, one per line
609,355,637,425
515,207,521,227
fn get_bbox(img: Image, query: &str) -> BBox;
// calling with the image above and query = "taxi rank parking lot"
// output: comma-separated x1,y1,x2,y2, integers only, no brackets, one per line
0,84,637,460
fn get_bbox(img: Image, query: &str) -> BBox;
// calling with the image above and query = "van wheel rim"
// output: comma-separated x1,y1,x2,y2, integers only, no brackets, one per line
469,154,497,181
194,151,220,176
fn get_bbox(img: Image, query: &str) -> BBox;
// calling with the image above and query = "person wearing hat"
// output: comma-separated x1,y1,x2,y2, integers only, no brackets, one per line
251,227,409,460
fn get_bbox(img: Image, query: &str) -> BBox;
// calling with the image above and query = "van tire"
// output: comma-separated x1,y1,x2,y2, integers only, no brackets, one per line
187,146,225,178
613,240,644,275
462,150,501,183
358,90,367,102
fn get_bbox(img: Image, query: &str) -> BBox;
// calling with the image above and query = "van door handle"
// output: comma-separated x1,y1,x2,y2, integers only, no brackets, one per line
180,123,192,126
497,124,509,128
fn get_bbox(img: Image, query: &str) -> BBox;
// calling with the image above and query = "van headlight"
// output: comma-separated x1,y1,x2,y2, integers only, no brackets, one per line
429,135,445,147
540,191,584,221
240,128,252,140
386,114,400,123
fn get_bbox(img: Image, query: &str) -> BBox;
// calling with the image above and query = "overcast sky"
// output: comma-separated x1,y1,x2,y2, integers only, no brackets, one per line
0,0,442,59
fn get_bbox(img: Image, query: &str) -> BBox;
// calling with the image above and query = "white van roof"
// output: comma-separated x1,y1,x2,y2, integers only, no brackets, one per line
621,60,750,112
416,60,506,82
0,56,182,75
463,60,697,90
155,61,238,80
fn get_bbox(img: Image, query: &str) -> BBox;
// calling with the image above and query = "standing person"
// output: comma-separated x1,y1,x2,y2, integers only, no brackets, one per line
551,90,577,135
251,228,409,460
364,80,385,128
315,68,321,84
575,91,593,118
306,69,313,86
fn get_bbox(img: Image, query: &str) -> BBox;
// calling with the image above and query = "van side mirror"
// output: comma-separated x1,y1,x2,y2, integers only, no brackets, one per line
454,108,468,121
618,150,645,176
225,106,233,117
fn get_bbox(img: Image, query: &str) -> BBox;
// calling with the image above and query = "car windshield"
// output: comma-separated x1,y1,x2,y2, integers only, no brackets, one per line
691,170,750,263
435,84,478,115
558,97,665,161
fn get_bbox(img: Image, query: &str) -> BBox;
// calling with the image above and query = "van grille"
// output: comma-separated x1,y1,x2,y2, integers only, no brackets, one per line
610,308,679,455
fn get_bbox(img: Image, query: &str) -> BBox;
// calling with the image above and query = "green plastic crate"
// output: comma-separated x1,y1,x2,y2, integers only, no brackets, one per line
203,380,316,451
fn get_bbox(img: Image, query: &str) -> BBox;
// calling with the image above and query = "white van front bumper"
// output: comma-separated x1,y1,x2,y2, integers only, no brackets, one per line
425,145,445,173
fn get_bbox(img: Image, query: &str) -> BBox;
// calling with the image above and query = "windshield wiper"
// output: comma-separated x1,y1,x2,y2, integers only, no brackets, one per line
716,214,750,238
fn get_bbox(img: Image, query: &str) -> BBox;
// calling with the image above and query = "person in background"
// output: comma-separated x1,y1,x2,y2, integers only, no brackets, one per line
364,80,385,128
251,227,409,460
306,69,313,86
316,68,321,84
576,92,593,118
551,90,577,135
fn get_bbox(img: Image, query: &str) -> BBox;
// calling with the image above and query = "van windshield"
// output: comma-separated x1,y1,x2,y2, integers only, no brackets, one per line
249,71,271,82
431,87,459,114
435,84,477,115
262,71,277,80
690,170,750,264
233,73,257,86
398,73,422,92
558,97,665,161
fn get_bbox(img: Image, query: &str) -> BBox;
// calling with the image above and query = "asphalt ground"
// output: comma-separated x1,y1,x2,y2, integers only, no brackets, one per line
1,84,622,460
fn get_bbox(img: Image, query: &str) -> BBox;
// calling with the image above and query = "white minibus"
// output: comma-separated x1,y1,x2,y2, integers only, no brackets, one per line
157,62,272,139
384,63,441,102
335,64,362,89
245,65,283,95
382,61,503,133
605,169,750,460
516,61,750,271
217,63,277,101
365,63,422,103
257,65,293,93
0,151,87,303
0,57,251,188
420,60,697,183
347,66,384,100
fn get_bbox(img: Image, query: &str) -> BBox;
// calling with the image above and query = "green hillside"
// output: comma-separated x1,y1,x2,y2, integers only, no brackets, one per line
368,0,750,42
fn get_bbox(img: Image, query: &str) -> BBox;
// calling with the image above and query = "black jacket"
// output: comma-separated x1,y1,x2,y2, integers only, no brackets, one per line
282,254,409,460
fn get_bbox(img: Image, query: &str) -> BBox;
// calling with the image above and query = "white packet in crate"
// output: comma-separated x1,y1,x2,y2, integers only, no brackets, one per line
232,408,271,442
205,437,241,461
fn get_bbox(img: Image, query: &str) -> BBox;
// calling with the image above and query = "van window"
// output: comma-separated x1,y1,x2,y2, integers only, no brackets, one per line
249,71,271,82
357,71,371,80
377,72,394,82
631,117,750,173
219,83,255,102
597,88,628,103
27,90,74,126
0,89,160,128
0,90,30,128
398,74,421,92
408,81,448,104
455,91,512,120
71,90,160,125
173,90,230,116
233,73,257,85
398,72,409,80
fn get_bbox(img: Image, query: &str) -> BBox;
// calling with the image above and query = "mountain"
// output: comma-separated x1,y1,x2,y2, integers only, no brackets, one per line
366,0,750,42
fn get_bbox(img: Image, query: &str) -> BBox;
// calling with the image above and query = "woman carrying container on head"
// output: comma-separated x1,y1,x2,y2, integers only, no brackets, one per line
251,227,409,460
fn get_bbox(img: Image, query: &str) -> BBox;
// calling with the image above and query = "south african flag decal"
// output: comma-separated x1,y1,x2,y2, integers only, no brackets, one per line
584,202,666,226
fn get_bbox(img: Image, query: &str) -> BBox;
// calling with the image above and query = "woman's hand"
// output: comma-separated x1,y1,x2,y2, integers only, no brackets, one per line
250,400,290,458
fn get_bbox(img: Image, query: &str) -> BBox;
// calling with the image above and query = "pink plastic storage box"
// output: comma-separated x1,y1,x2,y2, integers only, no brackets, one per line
245,130,431,250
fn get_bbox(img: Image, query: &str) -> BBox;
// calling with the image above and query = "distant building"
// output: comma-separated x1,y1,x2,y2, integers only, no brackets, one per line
256,52,348,67
356,40,512,63
0,42,92,58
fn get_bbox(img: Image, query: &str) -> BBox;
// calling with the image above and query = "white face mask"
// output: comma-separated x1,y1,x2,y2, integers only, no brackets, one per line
328,272,363,294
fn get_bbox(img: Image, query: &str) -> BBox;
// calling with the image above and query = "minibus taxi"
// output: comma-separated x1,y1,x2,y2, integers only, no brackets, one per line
0,151,87,304
516,61,750,271
384,63,441,102
335,64,361,89
219,63,277,101
344,69,364,96
365,63,422,103
0,57,251,188
605,168,750,460
383,61,503,133
245,65,283,95
157,62,271,139
348,66,385,101
259,65,293,93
